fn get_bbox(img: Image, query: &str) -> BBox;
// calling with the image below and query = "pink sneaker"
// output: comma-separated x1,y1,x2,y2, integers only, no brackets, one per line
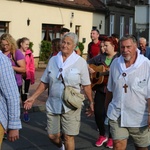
95,136,108,147
106,138,113,149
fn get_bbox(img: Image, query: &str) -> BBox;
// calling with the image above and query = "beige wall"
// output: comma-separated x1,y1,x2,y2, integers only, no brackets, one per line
1,0,105,59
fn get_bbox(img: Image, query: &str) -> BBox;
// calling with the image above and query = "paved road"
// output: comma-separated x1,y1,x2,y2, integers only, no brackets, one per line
3,105,149,150
2,69,150,150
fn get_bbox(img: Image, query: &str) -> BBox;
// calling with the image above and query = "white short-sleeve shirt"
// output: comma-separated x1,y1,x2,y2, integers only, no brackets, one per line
41,56,91,114
107,57,150,127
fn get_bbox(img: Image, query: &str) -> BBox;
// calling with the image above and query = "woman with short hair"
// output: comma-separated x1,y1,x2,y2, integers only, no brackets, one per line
24,32,94,150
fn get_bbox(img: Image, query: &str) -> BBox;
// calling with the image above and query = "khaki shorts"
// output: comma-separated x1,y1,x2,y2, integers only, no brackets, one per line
47,108,81,135
109,118,150,147
0,124,5,150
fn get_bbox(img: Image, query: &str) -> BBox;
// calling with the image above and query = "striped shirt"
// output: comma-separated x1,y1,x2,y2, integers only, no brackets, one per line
0,51,22,130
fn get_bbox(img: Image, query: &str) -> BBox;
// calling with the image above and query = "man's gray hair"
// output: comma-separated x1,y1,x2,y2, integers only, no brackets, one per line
119,35,137,44
62,32,78,46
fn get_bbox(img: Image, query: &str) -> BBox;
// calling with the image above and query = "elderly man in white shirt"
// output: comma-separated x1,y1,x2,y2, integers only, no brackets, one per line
105,35,150,150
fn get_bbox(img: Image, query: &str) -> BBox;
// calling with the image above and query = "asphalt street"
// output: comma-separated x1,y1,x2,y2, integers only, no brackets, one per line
3,106,149,150
2,69,150,150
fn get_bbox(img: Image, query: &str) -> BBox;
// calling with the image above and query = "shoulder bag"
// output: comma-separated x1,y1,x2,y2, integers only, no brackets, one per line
61,75,85,109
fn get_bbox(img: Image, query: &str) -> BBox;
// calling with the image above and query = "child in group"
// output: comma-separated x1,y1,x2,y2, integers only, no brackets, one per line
17,37,35,122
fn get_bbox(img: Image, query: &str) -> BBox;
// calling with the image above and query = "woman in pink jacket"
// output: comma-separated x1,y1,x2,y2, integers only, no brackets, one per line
17,37,35,122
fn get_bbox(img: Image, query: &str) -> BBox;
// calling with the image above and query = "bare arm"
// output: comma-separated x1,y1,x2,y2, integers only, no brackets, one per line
24,81,48,110
82,85,94,115
12,59,26,73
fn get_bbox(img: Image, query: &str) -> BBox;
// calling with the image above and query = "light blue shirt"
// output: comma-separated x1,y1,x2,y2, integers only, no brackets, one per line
0,51,22,130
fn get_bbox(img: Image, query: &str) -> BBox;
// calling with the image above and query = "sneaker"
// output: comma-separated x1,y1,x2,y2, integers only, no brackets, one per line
23,112,30,122
95,136,108,147
106,138,113,149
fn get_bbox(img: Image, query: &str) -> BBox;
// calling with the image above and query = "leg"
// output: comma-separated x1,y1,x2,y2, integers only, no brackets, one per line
105,119,113,149
61,109,81,150
129,126,150,150
63,134,75,150
21,79,30,102
48,133,63,148
0,124,5,150
94,91,106,136
94,91,108,146
113,139,127,150
47,112,64,149
21,79,30,122
109,118,129,150
24,79,30,94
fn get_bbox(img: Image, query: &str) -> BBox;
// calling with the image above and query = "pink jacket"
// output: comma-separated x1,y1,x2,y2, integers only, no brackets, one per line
25,49,35,84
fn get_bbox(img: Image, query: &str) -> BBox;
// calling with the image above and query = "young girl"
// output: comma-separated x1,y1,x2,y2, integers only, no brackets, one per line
17,37,35,122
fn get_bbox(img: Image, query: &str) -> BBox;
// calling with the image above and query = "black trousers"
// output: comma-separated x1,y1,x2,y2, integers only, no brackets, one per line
94,91,112,138
21,79,30,102
94,91,106,136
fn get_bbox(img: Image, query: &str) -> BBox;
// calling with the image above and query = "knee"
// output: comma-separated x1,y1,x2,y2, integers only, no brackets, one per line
48,134,60,141
63,134,74,142
113,140,127,150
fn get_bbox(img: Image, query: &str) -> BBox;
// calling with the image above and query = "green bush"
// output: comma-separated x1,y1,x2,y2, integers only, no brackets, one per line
78,42,84,56
39,40,52,63
29,42,34,53
39,41,84,63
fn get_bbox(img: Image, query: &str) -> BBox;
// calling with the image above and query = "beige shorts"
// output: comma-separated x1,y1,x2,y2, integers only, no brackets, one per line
109,118,150,147
46,108,81,135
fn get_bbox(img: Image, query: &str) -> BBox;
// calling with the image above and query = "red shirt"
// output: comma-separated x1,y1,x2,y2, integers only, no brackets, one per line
90,40,101,58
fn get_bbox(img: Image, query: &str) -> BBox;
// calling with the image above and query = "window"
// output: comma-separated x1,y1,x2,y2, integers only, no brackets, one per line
109,15,114,36
120,16,124,38
0,21,9,36
129,17,133,34
75,25,80,39
42,24,63,41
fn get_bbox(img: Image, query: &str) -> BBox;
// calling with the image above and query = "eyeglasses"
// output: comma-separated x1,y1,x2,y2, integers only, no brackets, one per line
1,44,9,47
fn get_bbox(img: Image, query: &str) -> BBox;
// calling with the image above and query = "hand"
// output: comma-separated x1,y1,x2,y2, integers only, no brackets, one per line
7,129,19,142
85,103,94,117
88,67,95,74
24,97,35,110
89,102,94,112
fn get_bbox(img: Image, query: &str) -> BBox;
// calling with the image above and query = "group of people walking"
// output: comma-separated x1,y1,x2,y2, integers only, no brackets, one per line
0,28,150,150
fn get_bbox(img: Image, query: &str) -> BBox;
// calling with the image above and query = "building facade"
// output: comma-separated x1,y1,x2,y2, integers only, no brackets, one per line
101,0,149,42
0,0,107,66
